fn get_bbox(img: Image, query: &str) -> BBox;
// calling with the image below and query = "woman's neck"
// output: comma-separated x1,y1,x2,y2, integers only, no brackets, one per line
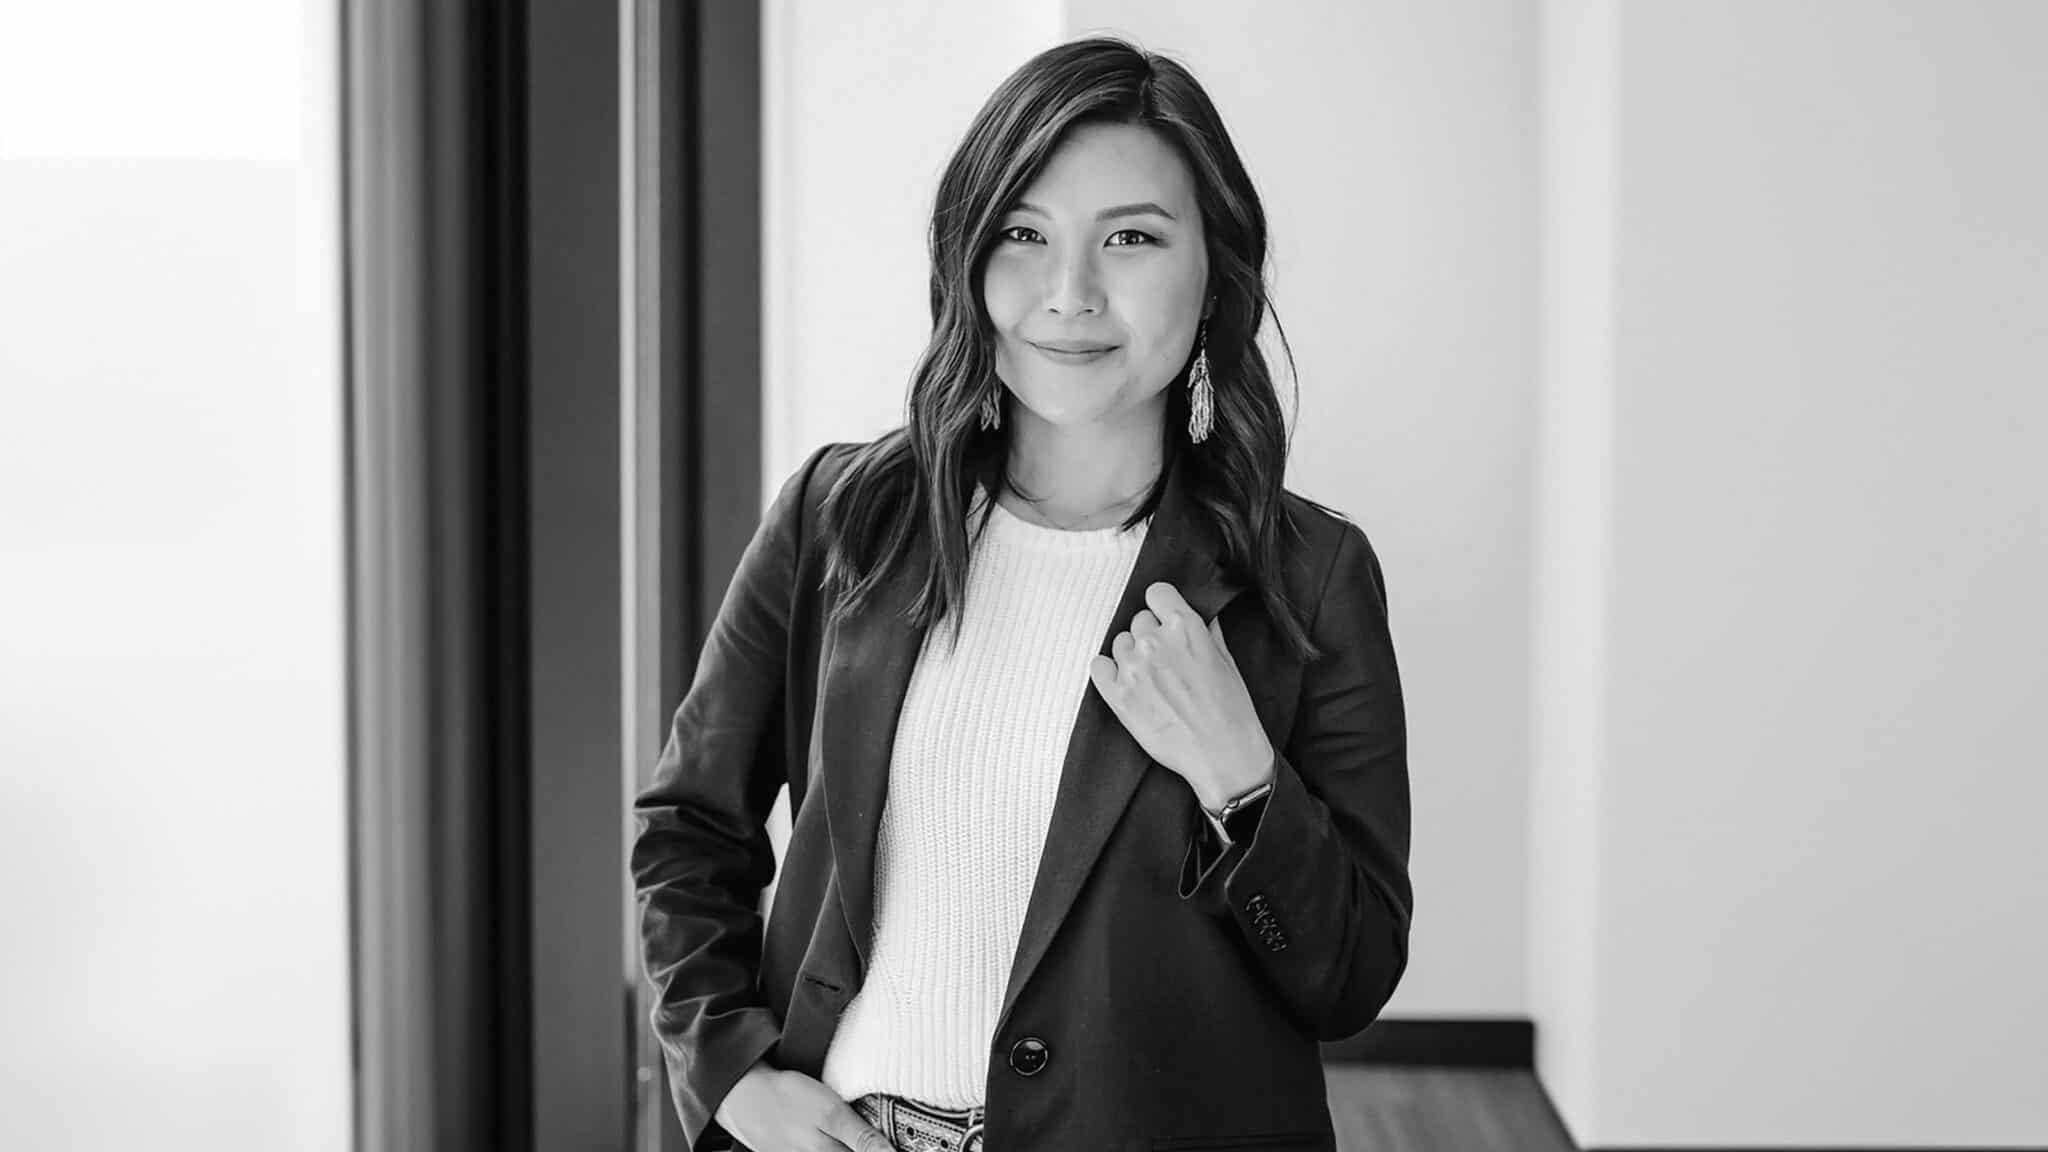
999,426,1162,531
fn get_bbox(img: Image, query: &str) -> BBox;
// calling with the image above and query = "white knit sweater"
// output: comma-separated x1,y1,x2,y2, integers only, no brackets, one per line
818,490,1151,1109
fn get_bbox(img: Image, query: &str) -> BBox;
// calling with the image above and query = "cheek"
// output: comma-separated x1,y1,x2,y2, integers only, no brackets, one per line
1123,288,1202,359
1123,262,1204,328
981,260,1029,325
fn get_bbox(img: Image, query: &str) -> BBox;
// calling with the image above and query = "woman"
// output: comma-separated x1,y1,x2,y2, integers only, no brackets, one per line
631,35,1411,1152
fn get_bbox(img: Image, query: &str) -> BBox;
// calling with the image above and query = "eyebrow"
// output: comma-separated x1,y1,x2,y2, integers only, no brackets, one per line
1011,200,1178,223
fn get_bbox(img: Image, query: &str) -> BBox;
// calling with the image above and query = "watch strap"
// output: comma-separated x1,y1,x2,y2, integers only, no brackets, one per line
1204,778,1274,822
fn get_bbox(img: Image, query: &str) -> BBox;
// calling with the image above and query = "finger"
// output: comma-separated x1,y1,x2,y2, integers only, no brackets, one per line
1120,630,1166,681
1207,617,1251,686
1088,654,1119,697
820,1104,896,1152
1111,630,1138,664
1208,615,1231,656
1130,608,1161,636
1144,581,1197,628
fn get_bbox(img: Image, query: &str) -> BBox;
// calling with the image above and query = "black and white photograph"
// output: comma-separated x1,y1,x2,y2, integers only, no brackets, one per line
1,3,2042,1151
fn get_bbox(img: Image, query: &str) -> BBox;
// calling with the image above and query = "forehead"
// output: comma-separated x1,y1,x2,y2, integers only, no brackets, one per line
1014,121,1196,214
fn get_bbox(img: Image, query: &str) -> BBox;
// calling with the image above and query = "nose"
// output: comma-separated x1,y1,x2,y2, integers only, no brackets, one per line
1043,248,1101,317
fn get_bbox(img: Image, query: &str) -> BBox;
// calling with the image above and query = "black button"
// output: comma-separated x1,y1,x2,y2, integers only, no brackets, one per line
1009,1036,1050,1076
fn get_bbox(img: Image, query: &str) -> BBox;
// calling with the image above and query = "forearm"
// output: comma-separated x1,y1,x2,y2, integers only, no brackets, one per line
1177,522,1413,1041
629,441,833,1147
1214,748,1409,1039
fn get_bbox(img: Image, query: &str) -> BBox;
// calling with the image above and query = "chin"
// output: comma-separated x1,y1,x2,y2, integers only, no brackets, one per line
1015,387,1128,428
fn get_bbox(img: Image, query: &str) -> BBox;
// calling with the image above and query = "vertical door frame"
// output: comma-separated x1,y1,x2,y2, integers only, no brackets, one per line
343,1,534,1149
622,2,764,1149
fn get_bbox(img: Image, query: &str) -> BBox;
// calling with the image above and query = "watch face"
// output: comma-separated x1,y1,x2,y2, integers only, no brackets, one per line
1224,795,1268,840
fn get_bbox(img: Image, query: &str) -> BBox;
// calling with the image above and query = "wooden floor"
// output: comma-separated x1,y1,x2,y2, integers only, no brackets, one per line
1323,1065,1578,1152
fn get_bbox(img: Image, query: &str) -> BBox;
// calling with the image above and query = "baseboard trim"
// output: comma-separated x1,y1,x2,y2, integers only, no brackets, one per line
1322,1025,2037,1150
1318,1016,1534,1069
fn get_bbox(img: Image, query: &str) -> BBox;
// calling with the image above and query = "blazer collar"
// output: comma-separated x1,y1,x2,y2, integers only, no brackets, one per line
817,449,1245,1039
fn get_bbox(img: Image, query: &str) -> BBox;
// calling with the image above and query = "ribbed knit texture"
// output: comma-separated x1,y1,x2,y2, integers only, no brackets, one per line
818,490,1150,1109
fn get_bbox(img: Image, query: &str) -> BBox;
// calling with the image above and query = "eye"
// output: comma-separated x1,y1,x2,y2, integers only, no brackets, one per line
996,225,1159,247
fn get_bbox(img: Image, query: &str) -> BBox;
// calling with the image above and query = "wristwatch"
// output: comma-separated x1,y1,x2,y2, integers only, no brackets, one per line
1202,779,1274,848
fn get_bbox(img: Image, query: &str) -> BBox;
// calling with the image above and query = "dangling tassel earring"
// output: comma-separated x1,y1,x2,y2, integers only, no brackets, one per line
1187,320,1214,444
979,378,1002,431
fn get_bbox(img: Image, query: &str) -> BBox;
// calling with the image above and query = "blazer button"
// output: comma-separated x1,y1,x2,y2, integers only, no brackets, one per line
1008,1036,1050,1076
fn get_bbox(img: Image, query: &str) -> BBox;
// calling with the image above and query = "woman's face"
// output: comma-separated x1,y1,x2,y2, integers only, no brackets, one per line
981,121,1210,436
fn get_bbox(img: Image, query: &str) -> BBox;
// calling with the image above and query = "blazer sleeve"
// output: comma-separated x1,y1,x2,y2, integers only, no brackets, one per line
628,441,834,1151
1178,520,1413,1042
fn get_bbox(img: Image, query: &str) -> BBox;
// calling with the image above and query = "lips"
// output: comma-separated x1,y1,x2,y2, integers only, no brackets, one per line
1032,343,1116,364
1031,340,1117,354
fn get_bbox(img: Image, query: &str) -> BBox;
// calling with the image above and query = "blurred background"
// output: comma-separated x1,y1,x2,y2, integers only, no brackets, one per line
1,1,2041,1150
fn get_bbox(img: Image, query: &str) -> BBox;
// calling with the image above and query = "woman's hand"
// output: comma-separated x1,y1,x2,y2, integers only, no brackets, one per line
714,1058,895,1152
1088,581,1276,810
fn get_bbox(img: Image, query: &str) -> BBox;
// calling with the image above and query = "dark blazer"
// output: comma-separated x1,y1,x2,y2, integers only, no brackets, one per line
631,438,1412,1152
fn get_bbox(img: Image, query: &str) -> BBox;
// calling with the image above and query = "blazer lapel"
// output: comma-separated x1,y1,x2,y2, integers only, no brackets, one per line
817,452,1246,1035
816,527,925,983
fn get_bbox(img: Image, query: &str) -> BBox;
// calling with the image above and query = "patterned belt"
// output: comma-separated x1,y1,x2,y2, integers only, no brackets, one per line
851,1092,986,1152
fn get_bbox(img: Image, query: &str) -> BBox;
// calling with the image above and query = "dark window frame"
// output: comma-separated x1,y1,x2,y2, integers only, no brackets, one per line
344,0,758,1148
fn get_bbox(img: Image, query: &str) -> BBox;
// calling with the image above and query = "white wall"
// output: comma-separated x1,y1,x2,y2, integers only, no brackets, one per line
762,0,1537,1020
1536,0,2048,1144
0,3,351,1149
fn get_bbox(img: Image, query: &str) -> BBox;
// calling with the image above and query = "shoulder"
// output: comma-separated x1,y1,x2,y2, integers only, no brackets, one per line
807,438,875,493
758,436,899,561
796,436,893,524
764,438,877,513
1276,485,1389,614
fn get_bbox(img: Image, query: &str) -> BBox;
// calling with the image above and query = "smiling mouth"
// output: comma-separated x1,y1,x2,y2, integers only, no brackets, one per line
1032,343,1118,360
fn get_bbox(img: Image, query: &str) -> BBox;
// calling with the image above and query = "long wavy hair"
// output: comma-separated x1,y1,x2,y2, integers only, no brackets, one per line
818,35,1328,663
